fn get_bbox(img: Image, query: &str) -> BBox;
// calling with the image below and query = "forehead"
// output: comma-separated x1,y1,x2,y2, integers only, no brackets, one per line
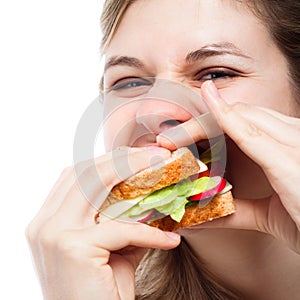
106,0,267,59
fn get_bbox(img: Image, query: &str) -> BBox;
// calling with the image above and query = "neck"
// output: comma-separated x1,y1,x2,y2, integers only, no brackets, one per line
181,228,300,299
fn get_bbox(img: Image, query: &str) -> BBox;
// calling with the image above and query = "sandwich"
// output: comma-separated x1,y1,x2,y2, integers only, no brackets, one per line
95,145,236,232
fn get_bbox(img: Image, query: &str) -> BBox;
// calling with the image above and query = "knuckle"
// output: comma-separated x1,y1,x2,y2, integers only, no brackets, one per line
77,160,101,184
38,223,58,248
25,221,38,245
223,102,248,120
79,164,95,181
30,220,86,259
74,159,97,184
25,218,49,246
60,165,74,178
230,101,249,112
95,160,119,191
246,122,262,137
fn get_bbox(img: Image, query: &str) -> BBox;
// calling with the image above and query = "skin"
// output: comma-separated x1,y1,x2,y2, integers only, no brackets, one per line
102,0,300,297
27,0,300,299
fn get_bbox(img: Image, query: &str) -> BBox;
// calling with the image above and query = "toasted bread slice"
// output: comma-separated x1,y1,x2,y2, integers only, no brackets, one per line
103,147,200,209
149,191,236,232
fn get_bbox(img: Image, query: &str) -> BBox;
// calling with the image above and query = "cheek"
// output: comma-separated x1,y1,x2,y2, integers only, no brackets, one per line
103,105,137,151
219,79,294,115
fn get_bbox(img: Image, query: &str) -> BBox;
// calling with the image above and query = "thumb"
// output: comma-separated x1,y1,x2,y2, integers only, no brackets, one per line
195,196,300,254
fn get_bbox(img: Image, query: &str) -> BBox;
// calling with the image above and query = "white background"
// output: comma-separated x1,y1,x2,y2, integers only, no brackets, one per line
0,1,104,298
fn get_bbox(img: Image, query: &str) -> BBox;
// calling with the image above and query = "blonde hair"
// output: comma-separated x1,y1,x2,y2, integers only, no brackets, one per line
100,1,300,298
135,239,239,300
100,0,134,53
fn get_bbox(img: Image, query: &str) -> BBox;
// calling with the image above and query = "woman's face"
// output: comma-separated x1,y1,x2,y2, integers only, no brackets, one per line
102,0,298,150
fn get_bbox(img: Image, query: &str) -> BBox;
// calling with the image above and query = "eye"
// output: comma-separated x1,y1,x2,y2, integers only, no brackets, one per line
111,77,153,91
105,77,155,99
194,68,238,83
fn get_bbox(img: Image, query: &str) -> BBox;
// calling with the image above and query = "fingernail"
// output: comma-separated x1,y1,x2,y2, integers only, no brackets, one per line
157,125,187,149
165,231,181,242
156,135,177,150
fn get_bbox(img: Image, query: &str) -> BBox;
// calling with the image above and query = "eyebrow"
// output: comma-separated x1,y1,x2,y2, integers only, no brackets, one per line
185,42,252,64
104,56,145,72
104,42,252,72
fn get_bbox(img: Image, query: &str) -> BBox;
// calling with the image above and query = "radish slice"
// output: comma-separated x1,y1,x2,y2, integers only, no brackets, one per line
132,210,166,223
137,210,155,223
188,176,226,201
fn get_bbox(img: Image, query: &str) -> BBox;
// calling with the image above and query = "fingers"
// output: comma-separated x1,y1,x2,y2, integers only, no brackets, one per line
185,198,269,232
156,119,205,150
219,102,300,147
79,220,181,253
201,81,300,225
158,80,299,154
156,113,223,150
200,81,299,171
28,146,171,233
26,167,78,239
55,147,171,221
184,196,300,253
259,106,300,125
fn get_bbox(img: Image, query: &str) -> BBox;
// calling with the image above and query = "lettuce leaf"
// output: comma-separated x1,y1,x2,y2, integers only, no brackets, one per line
122,176,217,222
199,140,225,164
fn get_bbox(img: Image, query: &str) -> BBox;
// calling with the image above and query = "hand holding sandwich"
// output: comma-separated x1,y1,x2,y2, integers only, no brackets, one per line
159,80,300,254
26,147,180,299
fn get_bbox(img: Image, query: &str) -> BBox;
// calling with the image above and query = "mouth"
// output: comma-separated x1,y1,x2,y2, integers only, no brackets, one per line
188,138,220,158
195,134,230,153
195,140,211,153
188,136,230,180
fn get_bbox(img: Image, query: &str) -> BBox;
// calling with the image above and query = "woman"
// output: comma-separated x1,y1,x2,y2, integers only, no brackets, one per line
27,1,300,299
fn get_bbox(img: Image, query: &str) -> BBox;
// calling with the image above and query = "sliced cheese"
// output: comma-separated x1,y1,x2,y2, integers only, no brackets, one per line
101,194,148,219
218,181,232,195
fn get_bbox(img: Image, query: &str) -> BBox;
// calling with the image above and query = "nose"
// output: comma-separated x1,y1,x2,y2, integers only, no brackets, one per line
136,97,192,134
135,79,204,135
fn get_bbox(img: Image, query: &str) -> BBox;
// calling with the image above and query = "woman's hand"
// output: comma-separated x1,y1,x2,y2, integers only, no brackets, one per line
158,80,300,254
26,147,180,300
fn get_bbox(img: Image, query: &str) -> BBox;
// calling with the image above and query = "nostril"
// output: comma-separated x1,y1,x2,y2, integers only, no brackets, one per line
159,119,180,130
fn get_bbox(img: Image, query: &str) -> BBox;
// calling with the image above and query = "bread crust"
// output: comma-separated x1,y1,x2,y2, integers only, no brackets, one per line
149,191,236,232
103,147,200,208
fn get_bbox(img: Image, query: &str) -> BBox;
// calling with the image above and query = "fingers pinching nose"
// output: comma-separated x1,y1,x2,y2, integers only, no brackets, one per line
156,112,223,151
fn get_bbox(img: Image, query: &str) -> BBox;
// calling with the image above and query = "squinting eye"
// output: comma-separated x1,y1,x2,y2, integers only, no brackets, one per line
195,68,238,82
106,77,155,99
202,72,232,80
111,77,153,91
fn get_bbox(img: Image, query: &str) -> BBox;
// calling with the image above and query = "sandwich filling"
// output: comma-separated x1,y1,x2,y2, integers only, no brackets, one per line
98,141,232,224
118,176,232,223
